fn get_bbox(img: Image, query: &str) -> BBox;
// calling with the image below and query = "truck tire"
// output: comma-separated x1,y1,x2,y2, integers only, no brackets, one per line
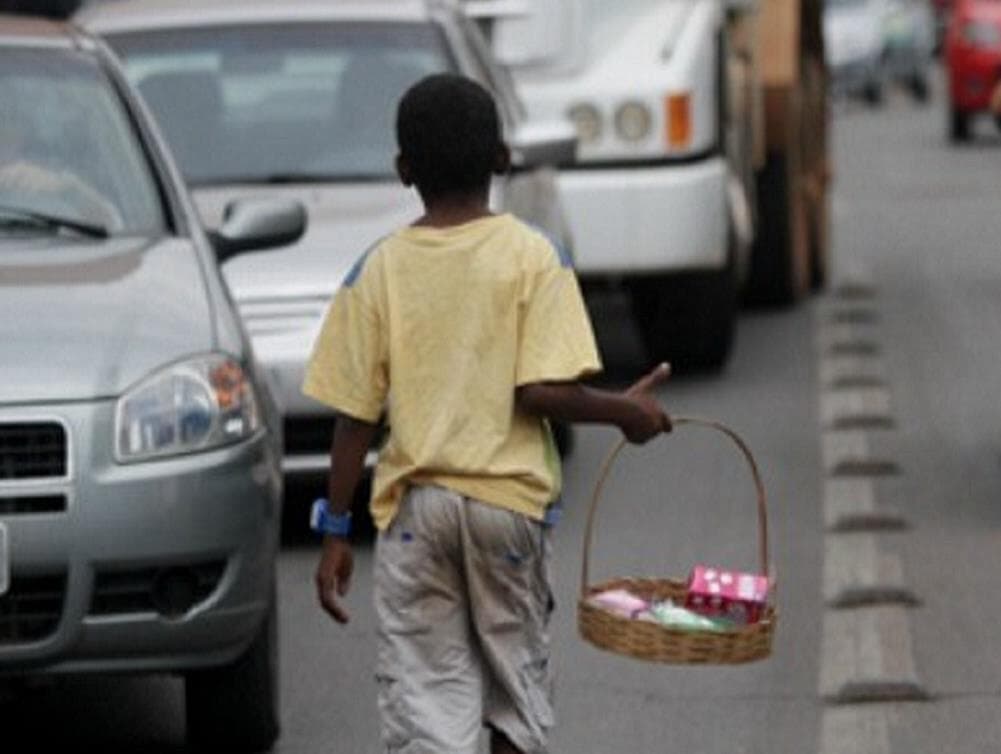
745,148,809,306
628,249,737,372
186,590,280,752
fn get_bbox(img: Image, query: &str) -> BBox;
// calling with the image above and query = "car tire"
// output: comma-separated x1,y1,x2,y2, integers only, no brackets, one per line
628,248,737,373
995,115,1001,134
863,77,884,106
185,587,280,753
949,107,970,142
909,71,930,103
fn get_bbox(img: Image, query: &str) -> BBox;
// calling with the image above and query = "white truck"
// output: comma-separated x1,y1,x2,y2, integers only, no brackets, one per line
468,0,831,369
469,0,754,369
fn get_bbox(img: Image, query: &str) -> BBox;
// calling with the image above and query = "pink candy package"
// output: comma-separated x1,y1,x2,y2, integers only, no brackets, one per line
684,565,771,624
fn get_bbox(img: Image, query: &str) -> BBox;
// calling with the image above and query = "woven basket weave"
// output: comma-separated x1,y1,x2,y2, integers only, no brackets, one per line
577,417,777,665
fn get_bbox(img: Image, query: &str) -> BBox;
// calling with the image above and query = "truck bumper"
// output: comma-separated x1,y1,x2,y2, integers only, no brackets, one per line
557,155,728,277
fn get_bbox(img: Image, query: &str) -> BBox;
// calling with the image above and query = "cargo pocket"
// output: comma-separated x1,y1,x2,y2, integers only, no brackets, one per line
375,672,412,751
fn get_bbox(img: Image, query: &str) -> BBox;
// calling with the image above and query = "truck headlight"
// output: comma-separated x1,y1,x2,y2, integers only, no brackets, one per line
115,354,260,462
614,101,653,142
566,102,603,145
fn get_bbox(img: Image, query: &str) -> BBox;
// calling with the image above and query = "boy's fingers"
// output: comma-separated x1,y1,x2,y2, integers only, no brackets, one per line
629,362,671,394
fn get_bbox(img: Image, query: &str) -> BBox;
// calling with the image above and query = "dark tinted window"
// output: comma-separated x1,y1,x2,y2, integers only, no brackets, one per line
109,23,456,185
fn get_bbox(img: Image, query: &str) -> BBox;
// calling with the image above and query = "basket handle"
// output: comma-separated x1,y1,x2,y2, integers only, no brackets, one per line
579,416,770,599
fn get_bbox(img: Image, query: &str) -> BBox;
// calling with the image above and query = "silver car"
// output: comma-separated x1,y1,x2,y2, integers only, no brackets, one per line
80,0,577,481
0,16,305,751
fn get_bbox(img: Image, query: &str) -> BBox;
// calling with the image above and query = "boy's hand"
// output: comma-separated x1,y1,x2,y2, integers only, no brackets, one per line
316,536,353,624
621,362,672,443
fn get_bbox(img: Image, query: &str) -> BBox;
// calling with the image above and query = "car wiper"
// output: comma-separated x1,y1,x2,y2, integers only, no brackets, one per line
0,203,109,239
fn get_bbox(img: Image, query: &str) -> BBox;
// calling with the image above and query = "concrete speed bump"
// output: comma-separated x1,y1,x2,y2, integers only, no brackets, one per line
821,388,895,430
819,355,887,390
824,534,920,608
819,607,929,703
824,478,907,532
823,432,900,478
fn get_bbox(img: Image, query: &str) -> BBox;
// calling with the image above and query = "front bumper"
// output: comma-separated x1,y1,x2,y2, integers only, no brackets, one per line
557,155,728,277
0,401,281,675
949,53,1001,111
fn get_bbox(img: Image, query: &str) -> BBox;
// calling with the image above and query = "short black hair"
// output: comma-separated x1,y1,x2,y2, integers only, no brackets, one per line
396,74,503,200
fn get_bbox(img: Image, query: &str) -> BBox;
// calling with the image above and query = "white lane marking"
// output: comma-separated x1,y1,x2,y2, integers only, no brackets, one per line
822,432,899,476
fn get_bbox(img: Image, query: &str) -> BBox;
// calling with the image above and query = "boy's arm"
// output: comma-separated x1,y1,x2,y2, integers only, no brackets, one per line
516,362,672,443
315,414,379,625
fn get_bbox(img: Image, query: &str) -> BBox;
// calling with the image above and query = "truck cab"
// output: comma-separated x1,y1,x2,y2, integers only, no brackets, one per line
471,0,755,369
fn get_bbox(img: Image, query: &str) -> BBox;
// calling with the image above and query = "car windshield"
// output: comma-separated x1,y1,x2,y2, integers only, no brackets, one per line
108,23,456,186
824,0,868,8
0,48,165,237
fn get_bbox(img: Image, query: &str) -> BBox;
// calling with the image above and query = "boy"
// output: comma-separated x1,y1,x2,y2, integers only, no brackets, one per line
303,74,671,754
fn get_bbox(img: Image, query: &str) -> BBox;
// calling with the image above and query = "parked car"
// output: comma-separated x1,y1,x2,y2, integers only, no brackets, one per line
80,0,579,480
0,15,305,751
944,0,1001,140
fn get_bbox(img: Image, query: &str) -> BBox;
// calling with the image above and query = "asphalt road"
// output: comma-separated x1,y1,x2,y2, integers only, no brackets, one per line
4,71,1001,753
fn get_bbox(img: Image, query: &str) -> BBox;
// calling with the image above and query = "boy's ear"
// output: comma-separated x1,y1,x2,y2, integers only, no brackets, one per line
493,143,511,176
395,154,414,187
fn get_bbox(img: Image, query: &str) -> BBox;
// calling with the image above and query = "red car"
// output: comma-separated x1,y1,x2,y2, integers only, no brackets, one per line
945,0,1001,140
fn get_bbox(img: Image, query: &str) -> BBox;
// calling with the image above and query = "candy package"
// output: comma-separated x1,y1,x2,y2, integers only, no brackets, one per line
685,565,771,624
586,588,650,619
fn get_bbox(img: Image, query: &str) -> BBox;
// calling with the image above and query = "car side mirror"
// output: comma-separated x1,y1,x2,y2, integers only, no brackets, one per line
509,120,578,170
208,198,307,263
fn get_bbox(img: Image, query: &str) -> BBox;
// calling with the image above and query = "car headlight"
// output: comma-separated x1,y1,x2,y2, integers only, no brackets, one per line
115,354,260,462
614,101,653,142
566,102,603,145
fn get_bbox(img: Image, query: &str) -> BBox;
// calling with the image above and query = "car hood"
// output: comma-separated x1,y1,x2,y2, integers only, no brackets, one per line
192,182,422,302
0,236,213,404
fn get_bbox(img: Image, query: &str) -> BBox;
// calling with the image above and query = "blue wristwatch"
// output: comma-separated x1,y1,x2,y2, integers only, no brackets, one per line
310,498,352,538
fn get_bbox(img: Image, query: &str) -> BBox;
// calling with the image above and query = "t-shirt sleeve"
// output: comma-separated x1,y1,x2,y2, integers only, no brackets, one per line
516,246,602,386
301,252,388,423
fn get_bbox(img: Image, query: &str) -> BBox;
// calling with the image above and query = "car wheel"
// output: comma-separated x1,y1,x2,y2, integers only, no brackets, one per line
628,249,737,373
949,107,970,142
863,77,884,106
185,586,280,752
995,114,1001,134
909,71,930,103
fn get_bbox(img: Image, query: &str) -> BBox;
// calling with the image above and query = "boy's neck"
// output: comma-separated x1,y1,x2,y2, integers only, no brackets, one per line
413,191,493,229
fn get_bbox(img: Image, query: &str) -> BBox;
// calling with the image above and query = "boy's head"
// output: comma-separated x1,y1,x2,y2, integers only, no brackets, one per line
395,73,509,203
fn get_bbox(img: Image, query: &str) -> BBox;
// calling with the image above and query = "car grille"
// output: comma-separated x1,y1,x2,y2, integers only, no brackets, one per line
237,296,329,339
0,422,67,481
0,495,66,515
0,573,66,644
284,416,337,456
90,560,226,617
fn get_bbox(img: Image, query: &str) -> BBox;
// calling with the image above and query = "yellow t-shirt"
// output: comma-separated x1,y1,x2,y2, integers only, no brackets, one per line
302,213,601,530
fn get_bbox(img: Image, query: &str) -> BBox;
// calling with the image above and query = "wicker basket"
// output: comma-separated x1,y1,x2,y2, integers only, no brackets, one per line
578,417,777,664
